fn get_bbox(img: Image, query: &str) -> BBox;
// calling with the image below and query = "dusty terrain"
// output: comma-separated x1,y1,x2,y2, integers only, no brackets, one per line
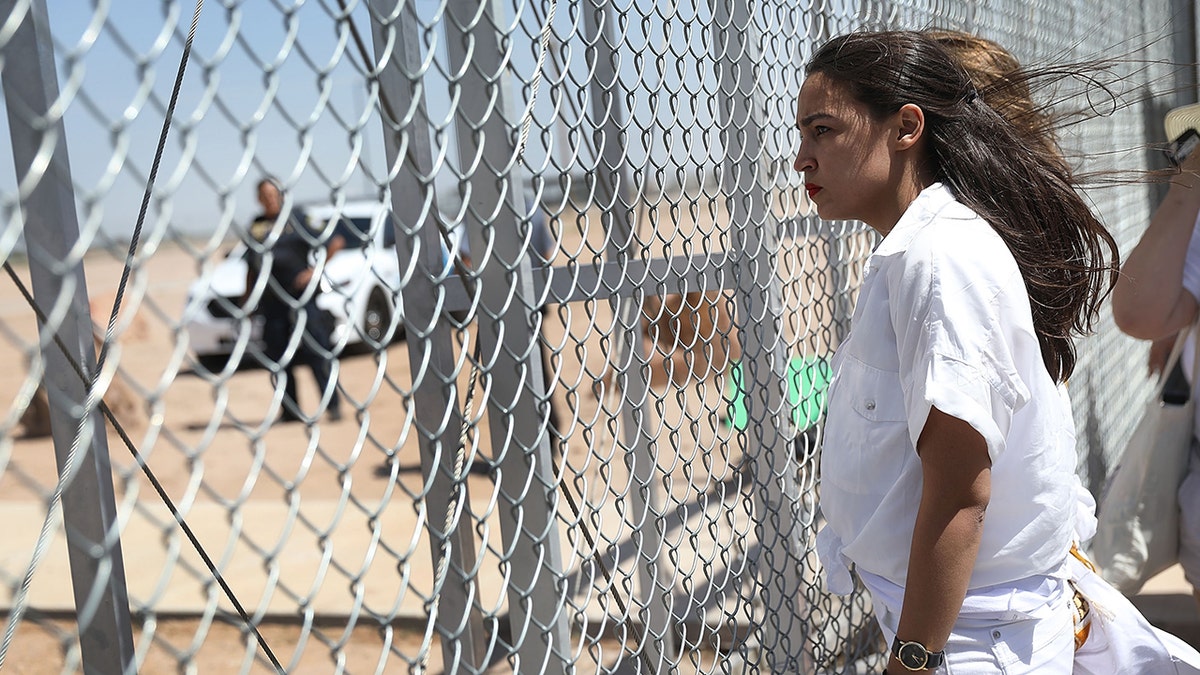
0,207,849,672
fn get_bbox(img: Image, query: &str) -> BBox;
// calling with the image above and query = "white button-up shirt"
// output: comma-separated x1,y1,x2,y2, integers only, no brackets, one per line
817,183,1078,595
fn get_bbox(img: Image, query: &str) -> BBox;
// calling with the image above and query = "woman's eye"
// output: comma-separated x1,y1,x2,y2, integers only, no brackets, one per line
813,125,831,136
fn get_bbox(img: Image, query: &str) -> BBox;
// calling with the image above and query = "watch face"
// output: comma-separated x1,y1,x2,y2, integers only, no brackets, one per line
898,642,929,670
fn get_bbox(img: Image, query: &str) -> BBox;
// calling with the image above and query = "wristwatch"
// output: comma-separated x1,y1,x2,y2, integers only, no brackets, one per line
891,637,946,671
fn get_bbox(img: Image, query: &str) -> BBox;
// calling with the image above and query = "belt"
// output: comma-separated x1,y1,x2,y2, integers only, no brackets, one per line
1070,580,1092,650
1069,543,1095,650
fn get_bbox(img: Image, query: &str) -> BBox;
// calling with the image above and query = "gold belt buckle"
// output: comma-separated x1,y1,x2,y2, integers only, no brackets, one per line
1067,543,1096,650
1069,580,1092,650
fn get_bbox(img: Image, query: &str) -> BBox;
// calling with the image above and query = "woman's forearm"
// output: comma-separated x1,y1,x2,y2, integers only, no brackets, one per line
890,407,992,671
1113,162,1200,339
894,491,988,655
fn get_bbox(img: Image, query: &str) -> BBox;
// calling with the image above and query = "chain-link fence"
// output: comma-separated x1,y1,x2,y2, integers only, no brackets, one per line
0,0,1195,672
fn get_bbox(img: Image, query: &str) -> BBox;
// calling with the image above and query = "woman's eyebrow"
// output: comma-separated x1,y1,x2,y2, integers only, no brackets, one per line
798,112,834,129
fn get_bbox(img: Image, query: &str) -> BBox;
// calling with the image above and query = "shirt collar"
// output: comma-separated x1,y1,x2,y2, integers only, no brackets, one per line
871,182,955,259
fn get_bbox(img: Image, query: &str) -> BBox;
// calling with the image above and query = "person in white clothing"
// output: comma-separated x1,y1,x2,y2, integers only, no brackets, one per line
796,30,1200,673
1114,127,1200,603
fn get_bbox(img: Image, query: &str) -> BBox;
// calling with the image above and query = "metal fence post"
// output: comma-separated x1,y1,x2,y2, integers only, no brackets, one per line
443,0,573,670
366,2,489,670
0,1,136,673
711,0,811,669
581,1,677,670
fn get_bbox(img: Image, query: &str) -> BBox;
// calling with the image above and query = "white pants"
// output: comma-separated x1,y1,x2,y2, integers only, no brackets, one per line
939,600,1074,674
867,556,1200,674
868,572,1075,674
1070,553,1200,674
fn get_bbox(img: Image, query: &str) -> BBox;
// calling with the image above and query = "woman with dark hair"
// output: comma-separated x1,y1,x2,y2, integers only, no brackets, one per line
243,178,345,423
797,30,1197,673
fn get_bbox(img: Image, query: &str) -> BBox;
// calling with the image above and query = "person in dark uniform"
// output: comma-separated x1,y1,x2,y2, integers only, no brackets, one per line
243,178,345,423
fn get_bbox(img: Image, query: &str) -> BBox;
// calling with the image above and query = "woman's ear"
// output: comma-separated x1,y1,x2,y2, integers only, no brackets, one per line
895,103,925,151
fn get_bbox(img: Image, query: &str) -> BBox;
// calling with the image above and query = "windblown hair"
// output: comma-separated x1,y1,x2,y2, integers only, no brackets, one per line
807,30,1119,382
927,30,1071,177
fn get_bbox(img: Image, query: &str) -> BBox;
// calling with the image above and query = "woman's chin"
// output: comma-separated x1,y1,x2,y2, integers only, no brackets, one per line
814,203,845,222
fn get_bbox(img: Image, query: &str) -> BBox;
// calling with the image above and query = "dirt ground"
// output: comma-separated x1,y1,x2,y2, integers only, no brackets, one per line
0,614,670,674
0,208,844,673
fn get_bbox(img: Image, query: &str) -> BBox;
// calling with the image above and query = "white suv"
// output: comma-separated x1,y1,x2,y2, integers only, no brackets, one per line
183,200,433,371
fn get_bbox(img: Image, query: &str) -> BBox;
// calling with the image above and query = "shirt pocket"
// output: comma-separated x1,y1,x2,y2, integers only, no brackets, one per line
821,355,911,495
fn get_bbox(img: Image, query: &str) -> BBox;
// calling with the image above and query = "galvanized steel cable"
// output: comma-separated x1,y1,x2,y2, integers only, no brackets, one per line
337,2,665,671
0,1,286,672
0,261,285,673
0,0,1173,672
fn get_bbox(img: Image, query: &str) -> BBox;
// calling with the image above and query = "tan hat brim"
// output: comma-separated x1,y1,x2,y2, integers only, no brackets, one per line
1165,103,1200,141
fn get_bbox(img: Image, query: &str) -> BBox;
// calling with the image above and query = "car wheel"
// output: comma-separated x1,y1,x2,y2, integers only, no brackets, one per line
362,287,392,347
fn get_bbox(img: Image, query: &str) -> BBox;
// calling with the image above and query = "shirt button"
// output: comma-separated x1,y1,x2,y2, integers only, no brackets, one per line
864,399,876,411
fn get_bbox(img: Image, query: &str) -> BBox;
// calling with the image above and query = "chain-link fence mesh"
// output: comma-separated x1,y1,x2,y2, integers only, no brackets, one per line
0,0,1195,672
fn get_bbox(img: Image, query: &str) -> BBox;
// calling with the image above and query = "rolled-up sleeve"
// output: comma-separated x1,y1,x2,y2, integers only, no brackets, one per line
888,230,1031,462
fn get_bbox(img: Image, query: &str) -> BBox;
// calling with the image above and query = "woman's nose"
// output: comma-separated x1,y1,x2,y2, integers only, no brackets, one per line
793,148,814,173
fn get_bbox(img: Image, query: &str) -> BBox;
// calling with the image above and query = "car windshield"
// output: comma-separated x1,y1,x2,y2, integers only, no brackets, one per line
304,214,397,250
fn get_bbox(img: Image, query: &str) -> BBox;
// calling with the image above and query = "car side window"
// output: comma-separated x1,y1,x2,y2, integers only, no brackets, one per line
331,217,373,249
350,218,372,247
382,216,396,248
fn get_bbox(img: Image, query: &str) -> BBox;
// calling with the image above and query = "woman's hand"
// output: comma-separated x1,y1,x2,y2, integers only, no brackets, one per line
292,235,343,292
1148,333,1177,376
293,267,314,291
1178,145,1200,183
